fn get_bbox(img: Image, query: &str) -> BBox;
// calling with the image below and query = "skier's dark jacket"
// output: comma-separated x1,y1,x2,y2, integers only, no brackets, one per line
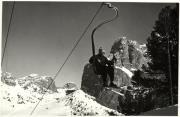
89,54,113,75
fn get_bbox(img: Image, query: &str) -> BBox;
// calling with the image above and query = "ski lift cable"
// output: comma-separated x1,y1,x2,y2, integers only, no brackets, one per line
30,2,104,115
1,1,15,68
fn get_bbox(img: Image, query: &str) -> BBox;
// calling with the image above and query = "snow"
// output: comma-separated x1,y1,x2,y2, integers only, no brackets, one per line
28,73,39,78
0,73,122,116
106,88,124,96
115,66,134,78
139,44,146,48
130,67,137,71
63,90,122,116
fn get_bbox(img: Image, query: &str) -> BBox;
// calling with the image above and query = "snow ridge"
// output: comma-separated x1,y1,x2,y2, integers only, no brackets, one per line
63,90,122,116
115,66,134,78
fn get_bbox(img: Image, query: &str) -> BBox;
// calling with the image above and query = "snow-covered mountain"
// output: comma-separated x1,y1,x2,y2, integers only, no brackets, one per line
0,72,122,116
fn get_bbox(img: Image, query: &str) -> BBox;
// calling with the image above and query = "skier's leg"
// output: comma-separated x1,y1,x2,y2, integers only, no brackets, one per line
104,66,114,87
102,67,108,87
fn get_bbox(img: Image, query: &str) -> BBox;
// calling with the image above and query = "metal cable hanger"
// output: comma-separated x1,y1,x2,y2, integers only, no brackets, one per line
91,2,119,57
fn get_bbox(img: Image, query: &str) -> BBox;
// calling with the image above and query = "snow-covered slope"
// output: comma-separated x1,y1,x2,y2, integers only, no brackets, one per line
0,72,122,116
115,66,133,78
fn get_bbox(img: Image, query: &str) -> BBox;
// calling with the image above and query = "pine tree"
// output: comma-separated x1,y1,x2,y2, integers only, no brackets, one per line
146,4,178,104
147,4,178,84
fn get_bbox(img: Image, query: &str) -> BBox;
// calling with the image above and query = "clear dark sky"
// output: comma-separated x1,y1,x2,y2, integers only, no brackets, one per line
2,2,175,87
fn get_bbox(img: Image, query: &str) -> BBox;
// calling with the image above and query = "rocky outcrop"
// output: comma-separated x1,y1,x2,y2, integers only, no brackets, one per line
114,66,132,87
81,63,132,97
63,82,78,95
111,37,130,68
110,37,148,70
81,64,104,97
81,63,132,111
81,37,150,113
1,72,16,86
97,87,124,111
63,82,78,90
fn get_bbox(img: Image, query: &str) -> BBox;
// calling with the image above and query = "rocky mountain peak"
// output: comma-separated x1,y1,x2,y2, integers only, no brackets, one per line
110,36,148,70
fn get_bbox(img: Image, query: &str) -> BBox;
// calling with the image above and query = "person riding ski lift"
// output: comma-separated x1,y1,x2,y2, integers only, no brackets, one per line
89,47,116,87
